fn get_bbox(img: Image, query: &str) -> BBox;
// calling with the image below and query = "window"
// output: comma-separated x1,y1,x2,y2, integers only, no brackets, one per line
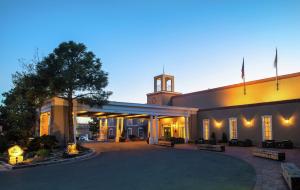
203,119,210,140
138,127,144,138
166,79,172,91
156,79,161,91
127,128,133,138
229,118,238,140
127,119,133,126
262,116,272,140
109,128,114,136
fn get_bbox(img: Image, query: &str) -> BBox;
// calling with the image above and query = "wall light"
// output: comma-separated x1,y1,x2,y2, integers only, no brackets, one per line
279,115,294,127
242,117,254,128
214,120,223,128
285,119,290,124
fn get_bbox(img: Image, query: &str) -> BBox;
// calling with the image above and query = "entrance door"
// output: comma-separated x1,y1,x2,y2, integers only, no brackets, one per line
164,127,171,138
262,116,272,141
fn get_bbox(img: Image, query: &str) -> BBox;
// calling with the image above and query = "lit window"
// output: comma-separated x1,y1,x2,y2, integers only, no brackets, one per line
229,118,238,140
203,119,210,140
262,116,272,140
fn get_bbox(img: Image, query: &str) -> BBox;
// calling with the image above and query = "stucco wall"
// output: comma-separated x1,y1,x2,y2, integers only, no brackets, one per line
197,101,300,146
172,73,300,109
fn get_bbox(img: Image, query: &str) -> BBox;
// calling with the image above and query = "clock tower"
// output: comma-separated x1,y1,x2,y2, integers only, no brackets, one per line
147,73,181,106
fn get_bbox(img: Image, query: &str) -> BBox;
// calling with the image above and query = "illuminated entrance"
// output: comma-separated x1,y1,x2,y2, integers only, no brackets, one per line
76,101,198,144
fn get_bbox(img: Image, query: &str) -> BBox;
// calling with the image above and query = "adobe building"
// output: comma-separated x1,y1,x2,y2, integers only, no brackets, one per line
39,71,300,146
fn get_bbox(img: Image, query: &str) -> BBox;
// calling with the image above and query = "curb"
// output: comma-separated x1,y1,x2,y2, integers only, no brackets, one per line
3,149,97,170
0,161,13,171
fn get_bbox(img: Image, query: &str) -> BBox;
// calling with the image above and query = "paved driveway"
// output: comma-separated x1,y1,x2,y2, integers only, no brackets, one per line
0,142,255,190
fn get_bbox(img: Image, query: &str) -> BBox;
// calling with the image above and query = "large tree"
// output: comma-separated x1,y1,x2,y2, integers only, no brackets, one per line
0,71,44,144
36,41,111,143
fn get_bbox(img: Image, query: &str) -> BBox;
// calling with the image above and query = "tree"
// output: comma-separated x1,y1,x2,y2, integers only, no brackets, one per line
89,118,99,139
36,41,111,143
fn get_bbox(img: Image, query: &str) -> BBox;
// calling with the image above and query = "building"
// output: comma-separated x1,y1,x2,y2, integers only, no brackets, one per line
39,71,300,146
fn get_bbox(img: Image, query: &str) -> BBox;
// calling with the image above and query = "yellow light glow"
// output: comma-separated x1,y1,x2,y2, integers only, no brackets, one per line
40,112,50,136
279,115,294,127
213,120,223,128
67,143,79,155
8,145,24,165
242,117,254,128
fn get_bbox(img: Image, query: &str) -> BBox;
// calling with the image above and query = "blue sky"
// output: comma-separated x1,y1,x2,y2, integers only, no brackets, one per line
1,0,300,103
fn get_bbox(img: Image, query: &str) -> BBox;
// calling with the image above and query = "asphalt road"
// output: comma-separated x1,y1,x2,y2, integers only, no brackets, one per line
0,144,255,190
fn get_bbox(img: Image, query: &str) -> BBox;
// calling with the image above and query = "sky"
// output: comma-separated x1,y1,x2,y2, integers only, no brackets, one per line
1,0,300,103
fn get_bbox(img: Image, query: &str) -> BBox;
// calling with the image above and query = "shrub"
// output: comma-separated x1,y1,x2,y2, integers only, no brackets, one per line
28,137,42,151
210,132,216,141
0,135,9,153
40,135,58,149
36,149,50,158
5,128,27,146
27,135,58,151
221,132,228,143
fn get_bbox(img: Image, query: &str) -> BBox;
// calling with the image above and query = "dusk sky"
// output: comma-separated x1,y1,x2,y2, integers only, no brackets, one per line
1,0,300,103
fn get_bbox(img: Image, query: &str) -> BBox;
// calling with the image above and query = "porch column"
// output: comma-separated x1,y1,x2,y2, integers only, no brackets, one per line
98,118,102,141
120,117,124,136
148,116,154,144
155,115,159,144
104,118,108,141
115,118,120,143
184,116,189,143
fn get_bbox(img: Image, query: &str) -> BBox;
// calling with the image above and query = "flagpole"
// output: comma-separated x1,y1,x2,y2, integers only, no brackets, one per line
242,57,246,95
275,48,279,91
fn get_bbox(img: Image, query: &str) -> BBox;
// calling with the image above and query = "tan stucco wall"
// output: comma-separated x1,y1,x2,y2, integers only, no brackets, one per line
172,73,300,109
197,101,300,146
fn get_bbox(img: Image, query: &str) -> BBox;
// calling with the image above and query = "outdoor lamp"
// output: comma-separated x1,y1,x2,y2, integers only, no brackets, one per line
8,145,24,165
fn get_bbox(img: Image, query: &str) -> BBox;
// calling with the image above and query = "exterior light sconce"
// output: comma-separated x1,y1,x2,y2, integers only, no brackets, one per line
243,118,253,128
280,115,294,127
215,121,223,128
246,120,252,127
285,119,290,125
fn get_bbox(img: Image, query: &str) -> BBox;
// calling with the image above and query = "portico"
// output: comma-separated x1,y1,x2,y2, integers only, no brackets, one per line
76,101,198,144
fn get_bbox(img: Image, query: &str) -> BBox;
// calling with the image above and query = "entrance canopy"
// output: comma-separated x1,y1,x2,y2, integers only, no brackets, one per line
76,101,199,118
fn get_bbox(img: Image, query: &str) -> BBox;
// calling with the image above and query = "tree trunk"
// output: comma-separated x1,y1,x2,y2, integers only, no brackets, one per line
68,97,74,143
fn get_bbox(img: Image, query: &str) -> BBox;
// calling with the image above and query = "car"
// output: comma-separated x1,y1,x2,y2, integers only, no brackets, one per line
78,135,90,142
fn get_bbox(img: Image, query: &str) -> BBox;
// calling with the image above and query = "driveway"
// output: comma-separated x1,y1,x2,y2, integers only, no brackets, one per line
0,142,255,190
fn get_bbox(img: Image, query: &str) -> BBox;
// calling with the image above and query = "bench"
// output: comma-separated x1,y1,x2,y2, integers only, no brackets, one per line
281,163,300,190
197,144,225,152
157,140,174,147
253,148,285,161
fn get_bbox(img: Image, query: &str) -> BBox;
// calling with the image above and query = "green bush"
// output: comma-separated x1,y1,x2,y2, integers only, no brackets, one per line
27,135,58,151
0,135,9,153
5,128,27,146
28,137,42,151
36,149,50,158
210,132,216,142
221,132,228,143
40,135,58,149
